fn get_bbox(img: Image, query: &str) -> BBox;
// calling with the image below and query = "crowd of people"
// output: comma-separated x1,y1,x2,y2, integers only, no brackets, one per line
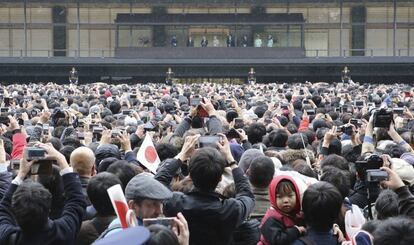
0,81,413,245
170,33,276,48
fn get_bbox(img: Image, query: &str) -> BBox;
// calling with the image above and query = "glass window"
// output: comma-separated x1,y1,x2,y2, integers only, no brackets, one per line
0,29,10,56
89,30,110,56
305,30,328,56
10,8,24,23
30,29,51,57
0,8,9,23
11,29,26,57
366,29,392,56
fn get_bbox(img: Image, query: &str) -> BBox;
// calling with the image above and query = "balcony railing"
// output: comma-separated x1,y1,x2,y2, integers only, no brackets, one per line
0,48,414,59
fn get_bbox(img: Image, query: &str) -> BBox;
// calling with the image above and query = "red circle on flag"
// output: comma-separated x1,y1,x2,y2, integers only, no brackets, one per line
145,146,157,163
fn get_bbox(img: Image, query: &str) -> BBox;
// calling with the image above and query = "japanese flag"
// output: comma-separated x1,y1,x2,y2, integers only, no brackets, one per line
107,184,129,229
137,133,160,174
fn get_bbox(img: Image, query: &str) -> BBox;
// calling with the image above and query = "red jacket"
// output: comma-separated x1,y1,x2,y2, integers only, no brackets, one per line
11,133,27,159
298,117,310,132
258,175,304,245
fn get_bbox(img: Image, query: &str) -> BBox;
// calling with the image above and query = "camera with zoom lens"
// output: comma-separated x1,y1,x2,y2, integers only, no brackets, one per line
373,108,393,128
355,154,384,181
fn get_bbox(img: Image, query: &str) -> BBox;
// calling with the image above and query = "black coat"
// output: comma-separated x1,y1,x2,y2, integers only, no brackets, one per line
0,173,87,245
155,159,255,245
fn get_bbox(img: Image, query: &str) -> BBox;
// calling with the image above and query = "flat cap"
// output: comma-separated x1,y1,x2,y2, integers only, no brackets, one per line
125,173,173,200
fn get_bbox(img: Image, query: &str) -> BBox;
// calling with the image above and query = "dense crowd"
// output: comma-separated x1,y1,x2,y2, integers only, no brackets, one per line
0,81,413,245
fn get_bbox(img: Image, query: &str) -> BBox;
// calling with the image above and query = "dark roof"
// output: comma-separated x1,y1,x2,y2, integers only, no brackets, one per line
116,13,305,25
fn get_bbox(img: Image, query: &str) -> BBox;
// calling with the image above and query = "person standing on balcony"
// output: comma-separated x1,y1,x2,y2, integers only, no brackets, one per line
241,35,249,47
201,36,208,47
213,36,220,47
254,34,263,48
227,34,235,47
267,34,274,48
187,36,194,47
171,35,178,47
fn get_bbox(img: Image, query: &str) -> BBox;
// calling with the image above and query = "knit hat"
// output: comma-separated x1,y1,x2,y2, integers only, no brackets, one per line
230,143,244,163
391,158,414,186
238,149,264,173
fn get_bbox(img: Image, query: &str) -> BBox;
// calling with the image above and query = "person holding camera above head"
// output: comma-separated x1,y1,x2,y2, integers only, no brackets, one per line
0,143,87,245
154,132,255,245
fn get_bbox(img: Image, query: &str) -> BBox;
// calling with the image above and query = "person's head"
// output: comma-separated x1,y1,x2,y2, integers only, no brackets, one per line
188,147,226,192
320,154,349,171
293,163,317,178
287,133,308,149
373,217,414,245
109,101,121,115
246,123,266,144
320,166,351,199
12,181,52,233
87,172,122,216
146,224,179,245
302,181,342,232
70,146,96,178
125,173,173,219
59,145,75,164
247,156,275,188
107,161,137,191
269,176,301,215
156,143,178,162
267,129,288,148
375,189,399,220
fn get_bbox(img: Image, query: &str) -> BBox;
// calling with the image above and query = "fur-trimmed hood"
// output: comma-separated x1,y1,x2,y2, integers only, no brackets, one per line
279,148,315,165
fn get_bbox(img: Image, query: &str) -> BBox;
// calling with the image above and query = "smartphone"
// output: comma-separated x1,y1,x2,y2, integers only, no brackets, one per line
122,110,132,116
25,147,46,161
198,136,221,148
393,107,404,116
306,109,315,115
190,98,201,107
112,129,122,138
234,118,244,129
354,100,365,108
143,217,175,228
